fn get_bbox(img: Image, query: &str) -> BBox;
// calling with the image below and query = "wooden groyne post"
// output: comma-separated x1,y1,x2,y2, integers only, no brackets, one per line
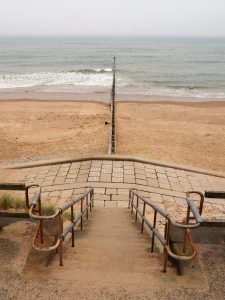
109,57,116,154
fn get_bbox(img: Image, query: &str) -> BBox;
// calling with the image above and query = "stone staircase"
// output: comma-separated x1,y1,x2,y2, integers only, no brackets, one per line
24,206,205,290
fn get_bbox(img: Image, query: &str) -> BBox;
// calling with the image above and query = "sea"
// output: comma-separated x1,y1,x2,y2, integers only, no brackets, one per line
0,35,225,101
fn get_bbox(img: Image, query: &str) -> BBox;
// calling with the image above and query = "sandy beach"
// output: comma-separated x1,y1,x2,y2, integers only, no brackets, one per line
0,100,110,163
0,99,225,172
117,101,225,172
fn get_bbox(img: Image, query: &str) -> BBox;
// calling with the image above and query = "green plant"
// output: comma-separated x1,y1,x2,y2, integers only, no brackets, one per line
0,194,13,209
0,194,57,216
0,194,26,210
42,204,56,216
14,197,26,209
62,211,71,221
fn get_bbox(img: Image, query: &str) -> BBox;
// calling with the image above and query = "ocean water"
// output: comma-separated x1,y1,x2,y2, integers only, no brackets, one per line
0,35,225,99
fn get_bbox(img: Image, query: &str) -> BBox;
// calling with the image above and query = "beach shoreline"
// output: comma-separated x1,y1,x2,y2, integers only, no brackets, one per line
1,89,225,103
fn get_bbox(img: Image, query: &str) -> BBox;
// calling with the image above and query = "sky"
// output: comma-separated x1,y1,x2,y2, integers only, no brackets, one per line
0,0,225,37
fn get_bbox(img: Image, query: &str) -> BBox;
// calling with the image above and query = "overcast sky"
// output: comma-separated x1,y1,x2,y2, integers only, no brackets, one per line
1,0,225,37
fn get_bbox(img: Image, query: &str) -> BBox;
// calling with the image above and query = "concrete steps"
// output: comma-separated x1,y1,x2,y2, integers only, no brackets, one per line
23,207,208,290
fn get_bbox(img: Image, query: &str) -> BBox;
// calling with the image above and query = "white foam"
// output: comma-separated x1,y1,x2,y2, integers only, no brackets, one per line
142,87,225,98
0,71,114,89
94,68,112,72
1,71,225,99
118,86,225,99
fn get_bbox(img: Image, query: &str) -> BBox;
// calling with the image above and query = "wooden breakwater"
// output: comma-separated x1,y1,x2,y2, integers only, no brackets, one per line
108,57,116,154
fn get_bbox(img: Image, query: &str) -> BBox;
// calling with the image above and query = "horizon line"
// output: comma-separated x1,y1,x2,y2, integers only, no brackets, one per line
0,34,225,39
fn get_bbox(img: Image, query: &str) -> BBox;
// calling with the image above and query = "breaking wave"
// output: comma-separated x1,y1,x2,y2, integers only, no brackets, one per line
67,68,112,74
0,69,114,89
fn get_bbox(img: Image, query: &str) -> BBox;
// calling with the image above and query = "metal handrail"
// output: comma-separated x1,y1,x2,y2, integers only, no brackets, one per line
129,189,204,272
29,188,94,266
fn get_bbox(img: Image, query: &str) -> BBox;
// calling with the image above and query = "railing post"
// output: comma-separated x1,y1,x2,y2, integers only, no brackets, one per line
81,197,83,230
183,205,190,253
151,210,157,252
38,194,44,244
128,189,131,209
135,196,139,222
89,192,91,212
131,192,134,214
86,195,89,220
141,202,146,233
58,212,63,266
163,222,167,254
71,205,75,247
25,187,29,208
163,220,170,273
198,193,204,215
92,189,95,207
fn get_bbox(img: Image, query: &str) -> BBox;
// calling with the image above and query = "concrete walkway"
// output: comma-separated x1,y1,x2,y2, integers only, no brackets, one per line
20,158,225,221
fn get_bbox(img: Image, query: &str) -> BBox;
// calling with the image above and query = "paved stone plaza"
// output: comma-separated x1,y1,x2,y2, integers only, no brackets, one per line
21,158,225,222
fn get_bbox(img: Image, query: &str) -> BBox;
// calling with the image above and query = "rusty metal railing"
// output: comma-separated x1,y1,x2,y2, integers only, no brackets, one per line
29,188,94,266
129,189,204,272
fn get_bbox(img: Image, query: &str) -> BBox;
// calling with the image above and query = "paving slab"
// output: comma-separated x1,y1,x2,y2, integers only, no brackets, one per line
16,158,225,220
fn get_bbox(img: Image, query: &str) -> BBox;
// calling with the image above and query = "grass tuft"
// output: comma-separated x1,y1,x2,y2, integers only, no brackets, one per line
15,197,26,209
0,194,13,209
0,193,57,217
0,194,26,210
62,211,71,221
42,204,56,216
